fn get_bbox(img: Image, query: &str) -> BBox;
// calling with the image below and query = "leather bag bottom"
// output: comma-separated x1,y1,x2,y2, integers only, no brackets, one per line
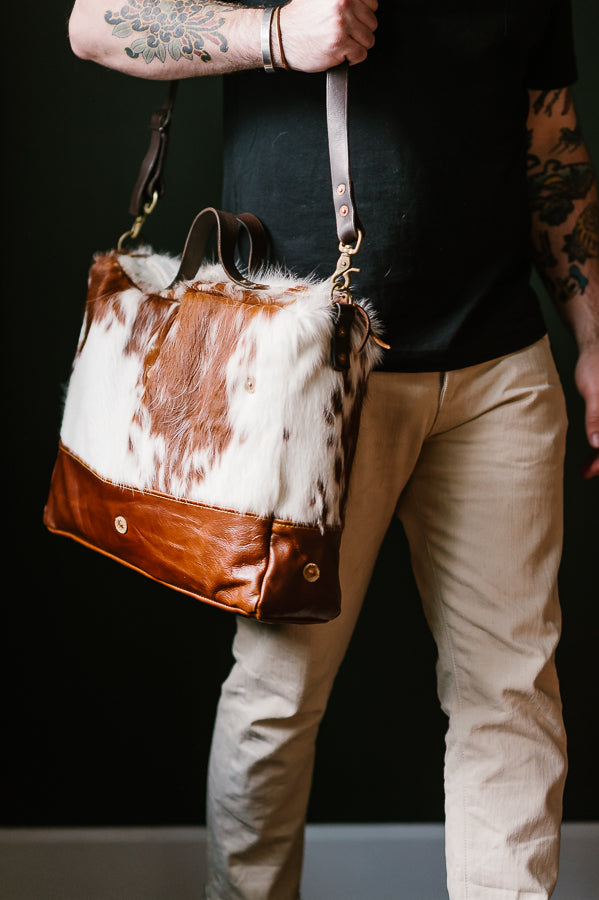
44,445,342,624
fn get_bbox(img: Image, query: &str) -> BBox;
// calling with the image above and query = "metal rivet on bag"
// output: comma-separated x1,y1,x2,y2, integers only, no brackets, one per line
245,376,255,393
339,205,349,217
114,516,128,535
336,183,346,195
303,562,321,583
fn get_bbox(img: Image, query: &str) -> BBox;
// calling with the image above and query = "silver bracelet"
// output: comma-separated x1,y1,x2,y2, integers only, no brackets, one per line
261,7,276,73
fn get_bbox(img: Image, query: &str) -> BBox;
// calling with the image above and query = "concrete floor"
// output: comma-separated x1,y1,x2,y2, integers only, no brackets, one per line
1,823,597,899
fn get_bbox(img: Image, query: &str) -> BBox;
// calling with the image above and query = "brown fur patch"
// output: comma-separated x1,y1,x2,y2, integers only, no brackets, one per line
135,289,245,486
77,253,134,353
125,294,178,362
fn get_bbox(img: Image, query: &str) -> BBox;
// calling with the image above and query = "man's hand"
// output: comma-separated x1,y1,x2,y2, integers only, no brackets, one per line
279,0,378,72
70,0,378,79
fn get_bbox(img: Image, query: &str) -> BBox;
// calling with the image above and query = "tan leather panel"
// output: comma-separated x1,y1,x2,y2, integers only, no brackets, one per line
44,446,341,624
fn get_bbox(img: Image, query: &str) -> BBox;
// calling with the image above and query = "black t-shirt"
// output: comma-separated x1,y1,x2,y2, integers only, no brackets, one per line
221,0,578,371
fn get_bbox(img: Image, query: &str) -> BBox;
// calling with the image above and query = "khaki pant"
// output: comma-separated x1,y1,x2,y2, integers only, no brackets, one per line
205,336,568,900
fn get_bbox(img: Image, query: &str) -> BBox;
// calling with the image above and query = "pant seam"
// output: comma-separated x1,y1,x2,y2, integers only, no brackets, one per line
426,371,449,436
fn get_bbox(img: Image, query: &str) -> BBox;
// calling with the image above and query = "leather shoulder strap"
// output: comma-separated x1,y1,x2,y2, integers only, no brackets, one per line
326,65,360,245
128,81,178,217
126,65,357,238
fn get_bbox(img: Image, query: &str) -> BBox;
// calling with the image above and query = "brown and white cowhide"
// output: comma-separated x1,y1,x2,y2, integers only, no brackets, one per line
59,250,382,531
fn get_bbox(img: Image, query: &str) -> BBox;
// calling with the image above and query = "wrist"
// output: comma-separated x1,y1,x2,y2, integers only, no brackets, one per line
260,6,291,72
226,6,265,72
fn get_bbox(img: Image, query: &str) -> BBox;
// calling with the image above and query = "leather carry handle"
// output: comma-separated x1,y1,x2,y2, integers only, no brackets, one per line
172,207,269,287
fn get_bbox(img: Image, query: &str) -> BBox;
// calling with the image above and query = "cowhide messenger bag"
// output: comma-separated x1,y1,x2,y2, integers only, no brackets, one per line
44,65,387,624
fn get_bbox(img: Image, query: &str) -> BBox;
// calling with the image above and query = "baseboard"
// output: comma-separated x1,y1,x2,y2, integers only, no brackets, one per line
1,823,597,899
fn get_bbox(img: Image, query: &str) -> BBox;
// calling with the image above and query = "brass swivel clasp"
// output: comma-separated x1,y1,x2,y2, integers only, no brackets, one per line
117,191,160,251
330,230,363,302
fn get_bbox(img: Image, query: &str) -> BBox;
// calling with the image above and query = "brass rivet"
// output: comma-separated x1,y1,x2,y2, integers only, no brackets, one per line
337,352,347,365
114,515,128,535
337,183,346,195
339,205,349,217
245,376,255,393
303,562,321,583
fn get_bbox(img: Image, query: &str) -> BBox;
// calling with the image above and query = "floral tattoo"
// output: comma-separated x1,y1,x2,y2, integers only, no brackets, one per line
528,159,594,226
528,87,599,304
105,1,229,64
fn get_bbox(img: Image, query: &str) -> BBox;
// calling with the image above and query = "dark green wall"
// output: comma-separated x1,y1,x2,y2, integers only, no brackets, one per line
5,1,598,827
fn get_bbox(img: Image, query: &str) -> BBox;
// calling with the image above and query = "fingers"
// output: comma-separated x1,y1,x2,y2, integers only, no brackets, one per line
351,0,379,36
344,29,376,66
280,0,378,73
342,0,378,64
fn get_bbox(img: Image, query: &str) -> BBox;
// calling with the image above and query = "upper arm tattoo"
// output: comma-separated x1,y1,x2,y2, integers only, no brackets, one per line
531,88,572,118
105,1,229,64
527,89,598,302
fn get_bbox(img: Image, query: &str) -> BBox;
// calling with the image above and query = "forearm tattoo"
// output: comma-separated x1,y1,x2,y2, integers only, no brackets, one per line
105,0,229,64
528,158,594,226
563,203,599,264
529,159,598,302
528,90,599,303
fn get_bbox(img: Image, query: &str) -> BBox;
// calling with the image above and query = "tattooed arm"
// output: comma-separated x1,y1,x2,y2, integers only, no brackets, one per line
68,0,378,78
527,87,599,478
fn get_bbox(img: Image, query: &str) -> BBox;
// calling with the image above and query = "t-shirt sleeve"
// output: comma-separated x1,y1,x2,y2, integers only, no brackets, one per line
525,0,578,89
